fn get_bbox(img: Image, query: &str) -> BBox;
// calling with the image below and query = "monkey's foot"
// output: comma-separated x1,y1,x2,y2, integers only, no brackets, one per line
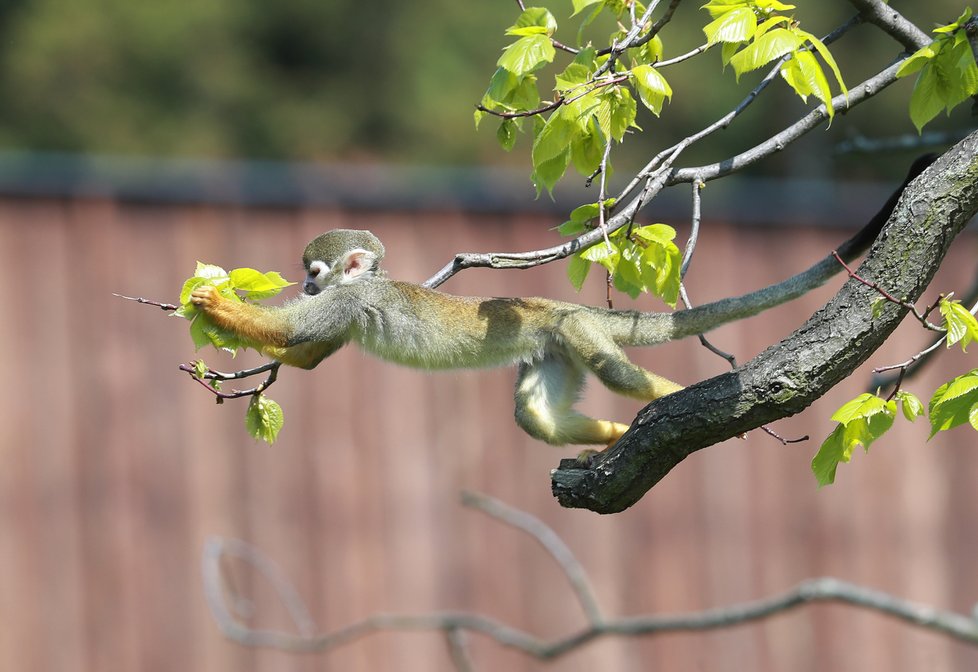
575,448,600,465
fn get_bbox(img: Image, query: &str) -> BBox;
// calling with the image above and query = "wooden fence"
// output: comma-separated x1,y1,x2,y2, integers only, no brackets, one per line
1,182,977,671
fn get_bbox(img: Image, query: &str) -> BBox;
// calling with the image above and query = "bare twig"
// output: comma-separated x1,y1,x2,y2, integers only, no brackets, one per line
832,250,944,331
179,361,281,400
202,495,978,661
113,293,179,311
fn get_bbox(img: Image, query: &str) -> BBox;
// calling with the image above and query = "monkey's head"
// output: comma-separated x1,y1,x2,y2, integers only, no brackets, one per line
301,229,386,295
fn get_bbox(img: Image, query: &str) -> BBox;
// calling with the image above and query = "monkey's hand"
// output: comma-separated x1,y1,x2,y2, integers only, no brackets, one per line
190,285,222,312
190,285,294,350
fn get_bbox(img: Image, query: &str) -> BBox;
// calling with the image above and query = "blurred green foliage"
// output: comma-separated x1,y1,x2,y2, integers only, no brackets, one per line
0,0,968,172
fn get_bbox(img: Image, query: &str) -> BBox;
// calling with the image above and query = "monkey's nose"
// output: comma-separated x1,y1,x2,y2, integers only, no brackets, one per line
303,281,321,295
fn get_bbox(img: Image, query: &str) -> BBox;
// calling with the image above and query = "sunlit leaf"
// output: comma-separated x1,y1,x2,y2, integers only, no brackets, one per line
498,34,556,76
246,394,284,444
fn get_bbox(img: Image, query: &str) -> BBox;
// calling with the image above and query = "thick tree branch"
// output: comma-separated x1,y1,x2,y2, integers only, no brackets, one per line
552,132,978,513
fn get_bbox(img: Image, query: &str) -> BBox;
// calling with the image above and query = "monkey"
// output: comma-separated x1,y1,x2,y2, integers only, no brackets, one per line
190,156,934,449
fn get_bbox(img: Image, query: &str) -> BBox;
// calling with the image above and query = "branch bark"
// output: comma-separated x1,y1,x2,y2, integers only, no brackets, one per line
552,131,978,513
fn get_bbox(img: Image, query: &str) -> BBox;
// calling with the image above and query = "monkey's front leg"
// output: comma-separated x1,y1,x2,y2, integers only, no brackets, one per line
191,286,292,348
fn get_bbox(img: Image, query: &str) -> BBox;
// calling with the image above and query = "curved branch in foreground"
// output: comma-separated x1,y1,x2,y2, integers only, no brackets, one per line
552,131,978,513
202,492,978,662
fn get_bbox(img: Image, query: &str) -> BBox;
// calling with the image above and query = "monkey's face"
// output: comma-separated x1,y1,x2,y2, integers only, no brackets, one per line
301,229,386,295
303,260,330,295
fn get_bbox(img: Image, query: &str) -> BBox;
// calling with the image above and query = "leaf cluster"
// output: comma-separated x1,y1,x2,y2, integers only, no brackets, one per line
702,0,846,119
175,263,294,445
174,262,295,355
477,0,848,196
813,297,978,486
896,8,978,132
560,202,681,306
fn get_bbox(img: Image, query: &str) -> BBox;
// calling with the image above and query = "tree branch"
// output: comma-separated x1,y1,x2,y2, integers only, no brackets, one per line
202,493,978,662
847,0,930,51
552,132,978,513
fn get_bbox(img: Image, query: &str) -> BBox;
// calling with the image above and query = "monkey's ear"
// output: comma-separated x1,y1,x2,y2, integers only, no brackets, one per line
339,248,378,282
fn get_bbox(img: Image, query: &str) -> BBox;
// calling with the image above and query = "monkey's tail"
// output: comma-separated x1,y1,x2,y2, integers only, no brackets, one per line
622,154,936,346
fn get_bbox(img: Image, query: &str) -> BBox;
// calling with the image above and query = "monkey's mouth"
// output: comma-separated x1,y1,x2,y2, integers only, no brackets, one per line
303,282,321,296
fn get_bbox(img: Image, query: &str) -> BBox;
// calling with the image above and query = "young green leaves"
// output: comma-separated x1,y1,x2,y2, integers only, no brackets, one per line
175,262,295,356
815,297,978,485
812,393,900,487
176,263,294,445
246,394,285,444
478,5,673,195
701,0,846,119
939,295,978,351
896,8,978,132
561,203,682,307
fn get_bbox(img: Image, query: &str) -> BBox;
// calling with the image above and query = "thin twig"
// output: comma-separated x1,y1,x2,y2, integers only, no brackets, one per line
179,361,281,400
113,293,179,311
832,251,943,330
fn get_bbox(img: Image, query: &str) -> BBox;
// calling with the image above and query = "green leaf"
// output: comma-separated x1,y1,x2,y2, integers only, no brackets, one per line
630,65,673,116
896,43,938,78
193,359,209,379
702,0,752,20
229,267,295,300
631,222,677,243
729,28,801,76
703,6,756,45
498,34,556,76
190,313,242,355
830,392,891,424
813,393,896,486
812,424,848,487
800,31,847,99
780,50,834,117
753,15,791,39
246,394,285,444
179,276,208,307
497,118,518,151
531,115,575,193
581,240,620,274
940,297,978,351
908,62,949,132
606,87,637,142
567,253,592,290
561,199,616,232
570,121,605,175
631,35,664,67
487,67,520,105
506,7,557,36
555,62,591,93
194,261,229,282
929,370,978,437
571,0,603,17
896,390,924,422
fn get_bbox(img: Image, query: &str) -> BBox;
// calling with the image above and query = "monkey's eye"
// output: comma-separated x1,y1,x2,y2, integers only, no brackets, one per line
307,260,329,278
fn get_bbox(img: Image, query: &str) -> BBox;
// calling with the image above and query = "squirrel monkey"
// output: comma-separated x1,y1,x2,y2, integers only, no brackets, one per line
191,229,686,447
190,157,932,448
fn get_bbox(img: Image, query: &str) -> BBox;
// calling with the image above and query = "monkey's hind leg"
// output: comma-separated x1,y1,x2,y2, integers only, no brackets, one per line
561,319,684,402
513,352,629,447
